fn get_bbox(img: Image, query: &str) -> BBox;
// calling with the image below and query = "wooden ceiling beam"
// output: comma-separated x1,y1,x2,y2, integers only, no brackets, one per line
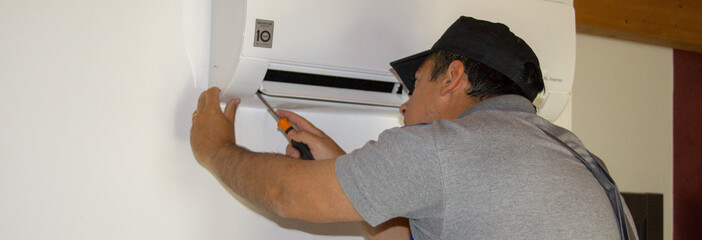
575,0,702,53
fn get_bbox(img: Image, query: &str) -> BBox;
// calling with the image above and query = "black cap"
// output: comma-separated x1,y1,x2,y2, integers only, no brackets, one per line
390,16,543,101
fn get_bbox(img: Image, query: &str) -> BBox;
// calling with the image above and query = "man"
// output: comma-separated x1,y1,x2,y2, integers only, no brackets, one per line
191,16,633,239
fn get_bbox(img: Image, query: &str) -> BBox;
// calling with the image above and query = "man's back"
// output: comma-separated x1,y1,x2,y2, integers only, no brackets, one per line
434,95,619,239
336,95,621,239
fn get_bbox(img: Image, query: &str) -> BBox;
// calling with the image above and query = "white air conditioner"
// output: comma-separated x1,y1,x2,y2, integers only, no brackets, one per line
209,0,575,120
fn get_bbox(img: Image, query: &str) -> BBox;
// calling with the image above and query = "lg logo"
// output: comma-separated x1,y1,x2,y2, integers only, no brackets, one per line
254,19,274,48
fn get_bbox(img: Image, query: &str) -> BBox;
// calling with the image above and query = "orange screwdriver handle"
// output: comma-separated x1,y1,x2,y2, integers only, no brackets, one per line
277,118,314,160
277,118,295,137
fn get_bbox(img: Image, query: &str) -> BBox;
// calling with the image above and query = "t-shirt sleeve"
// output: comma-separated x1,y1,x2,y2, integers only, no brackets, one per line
335,124,444,226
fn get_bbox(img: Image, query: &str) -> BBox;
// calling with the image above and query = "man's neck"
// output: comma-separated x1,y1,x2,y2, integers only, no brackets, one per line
444,96,479,120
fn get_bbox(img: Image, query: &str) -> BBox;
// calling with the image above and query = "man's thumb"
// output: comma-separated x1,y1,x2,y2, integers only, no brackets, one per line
224,99,240,122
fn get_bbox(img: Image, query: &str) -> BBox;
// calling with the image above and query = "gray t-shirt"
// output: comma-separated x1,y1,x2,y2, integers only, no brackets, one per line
335,95,622,239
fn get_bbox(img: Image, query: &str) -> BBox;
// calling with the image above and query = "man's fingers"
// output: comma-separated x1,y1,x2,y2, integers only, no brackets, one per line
285,144,301,158
289,130,321,146
224,99,240,123
277,110,325,136
288,130,345,160
204,87,221,112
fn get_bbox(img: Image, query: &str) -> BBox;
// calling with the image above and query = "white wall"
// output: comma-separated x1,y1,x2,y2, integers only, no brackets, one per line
4,0,673,239
0,1,400,239
572,34,674,240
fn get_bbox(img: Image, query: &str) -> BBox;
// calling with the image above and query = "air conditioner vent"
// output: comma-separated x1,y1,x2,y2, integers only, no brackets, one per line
264,69,403,94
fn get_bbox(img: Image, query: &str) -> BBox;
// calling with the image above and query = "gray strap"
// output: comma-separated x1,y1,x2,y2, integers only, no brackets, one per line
535,123,638,240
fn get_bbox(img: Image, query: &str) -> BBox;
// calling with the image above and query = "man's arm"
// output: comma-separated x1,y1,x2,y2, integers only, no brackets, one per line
190,88,361,223
212,146,362,222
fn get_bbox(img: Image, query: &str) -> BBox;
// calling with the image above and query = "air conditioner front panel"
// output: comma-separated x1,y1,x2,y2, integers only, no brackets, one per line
210,0,575,121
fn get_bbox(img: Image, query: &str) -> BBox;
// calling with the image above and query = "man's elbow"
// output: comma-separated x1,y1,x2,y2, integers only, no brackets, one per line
270,160,357,223
266,184,296,220
272,187,333,223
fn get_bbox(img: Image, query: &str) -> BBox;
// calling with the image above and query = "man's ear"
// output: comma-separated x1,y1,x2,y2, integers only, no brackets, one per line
440,60,467,96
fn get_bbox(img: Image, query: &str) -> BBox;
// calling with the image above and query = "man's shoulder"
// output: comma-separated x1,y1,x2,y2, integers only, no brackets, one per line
437,109,538,136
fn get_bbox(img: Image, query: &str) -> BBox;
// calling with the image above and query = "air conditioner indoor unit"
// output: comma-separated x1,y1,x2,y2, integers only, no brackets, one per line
209,0,575,120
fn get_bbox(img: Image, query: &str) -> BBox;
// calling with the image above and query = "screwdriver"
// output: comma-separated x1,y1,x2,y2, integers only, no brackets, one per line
256,91,314,160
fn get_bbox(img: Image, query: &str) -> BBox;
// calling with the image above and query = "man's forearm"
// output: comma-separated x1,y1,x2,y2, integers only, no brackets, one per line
207,144,292,216
204,144,362,223
207,145,408,237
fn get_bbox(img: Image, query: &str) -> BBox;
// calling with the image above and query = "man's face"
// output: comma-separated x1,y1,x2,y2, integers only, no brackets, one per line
399,57,443,126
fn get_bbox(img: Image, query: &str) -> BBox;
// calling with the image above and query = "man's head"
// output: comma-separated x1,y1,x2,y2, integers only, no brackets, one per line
398,51,542,125
391,16,544,125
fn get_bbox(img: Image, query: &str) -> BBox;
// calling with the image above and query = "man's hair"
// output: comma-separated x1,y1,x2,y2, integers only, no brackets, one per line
429,50,544,101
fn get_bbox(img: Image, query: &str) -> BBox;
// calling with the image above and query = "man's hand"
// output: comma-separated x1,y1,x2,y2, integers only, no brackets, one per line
277,110,346,160
190,87,240,170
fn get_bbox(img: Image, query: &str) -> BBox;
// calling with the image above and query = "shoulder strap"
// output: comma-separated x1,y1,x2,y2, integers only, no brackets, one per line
535,123,638,240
